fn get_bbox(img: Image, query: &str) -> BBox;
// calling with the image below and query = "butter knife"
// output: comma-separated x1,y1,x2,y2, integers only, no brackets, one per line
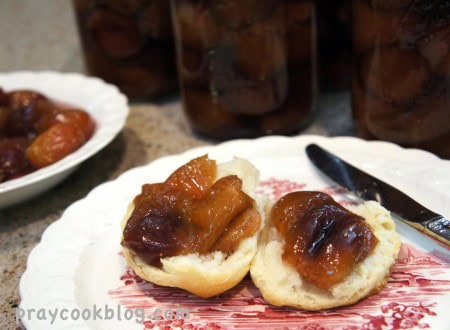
306,143,450,246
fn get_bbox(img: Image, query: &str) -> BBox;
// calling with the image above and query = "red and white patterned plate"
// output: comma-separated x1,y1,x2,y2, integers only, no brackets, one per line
20,135,450,329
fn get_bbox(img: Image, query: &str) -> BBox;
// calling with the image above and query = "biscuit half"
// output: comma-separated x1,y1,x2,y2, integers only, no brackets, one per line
250,200,401,310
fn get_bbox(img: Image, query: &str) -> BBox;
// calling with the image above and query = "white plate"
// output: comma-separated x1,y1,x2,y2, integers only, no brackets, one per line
0,71,128,208
19,135,450,329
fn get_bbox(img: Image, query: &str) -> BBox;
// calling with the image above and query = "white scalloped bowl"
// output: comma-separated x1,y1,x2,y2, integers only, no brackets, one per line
0,71,129,209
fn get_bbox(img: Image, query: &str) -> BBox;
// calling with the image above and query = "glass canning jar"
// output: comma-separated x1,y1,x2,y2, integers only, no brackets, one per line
352,0,450,158
170,0,317,140
72,0,178,99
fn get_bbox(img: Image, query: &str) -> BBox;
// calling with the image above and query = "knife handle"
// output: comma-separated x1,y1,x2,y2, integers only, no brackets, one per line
425,217,450,247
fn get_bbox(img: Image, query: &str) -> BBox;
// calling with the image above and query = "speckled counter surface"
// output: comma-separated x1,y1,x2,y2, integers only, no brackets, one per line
0,1,353,329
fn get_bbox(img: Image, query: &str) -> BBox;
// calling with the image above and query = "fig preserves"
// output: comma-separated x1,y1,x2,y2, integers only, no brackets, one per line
352,0,450,158
122,155,261,267
72,0,178,99
271,191,378,289
170,0,317,139
0,87,95,183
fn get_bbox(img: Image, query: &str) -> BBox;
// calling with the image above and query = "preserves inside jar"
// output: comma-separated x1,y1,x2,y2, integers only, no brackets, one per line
270,191,378,289
72,0,178,99
171,0,317,139
352,0,450,158
121,155,261,267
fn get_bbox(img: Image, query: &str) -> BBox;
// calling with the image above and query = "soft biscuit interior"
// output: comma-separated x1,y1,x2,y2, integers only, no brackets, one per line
121,156,266,298
250,200,401,310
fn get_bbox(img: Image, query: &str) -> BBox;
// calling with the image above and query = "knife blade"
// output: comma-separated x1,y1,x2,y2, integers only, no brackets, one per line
306,143,450,246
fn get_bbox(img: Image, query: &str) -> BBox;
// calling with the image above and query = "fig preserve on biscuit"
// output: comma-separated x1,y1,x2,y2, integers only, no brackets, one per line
270,192,378,289
250,191,401,310
121,155,264,298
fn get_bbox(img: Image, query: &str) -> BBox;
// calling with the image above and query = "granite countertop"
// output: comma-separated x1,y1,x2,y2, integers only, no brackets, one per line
0,1,354,328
